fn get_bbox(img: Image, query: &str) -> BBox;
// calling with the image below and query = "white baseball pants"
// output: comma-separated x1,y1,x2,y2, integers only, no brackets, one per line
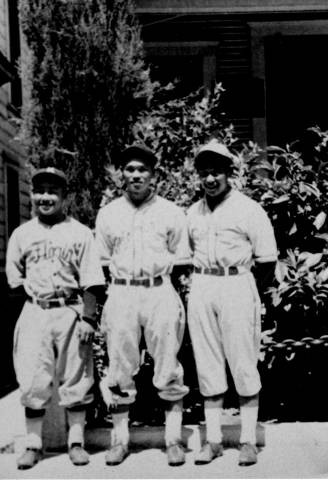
188,272,262,397
13,301,94,410
101,278,189,404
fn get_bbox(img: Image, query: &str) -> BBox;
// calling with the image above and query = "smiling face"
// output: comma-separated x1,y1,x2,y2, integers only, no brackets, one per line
32,180,66,223
198,163,230,198
123,159,154,205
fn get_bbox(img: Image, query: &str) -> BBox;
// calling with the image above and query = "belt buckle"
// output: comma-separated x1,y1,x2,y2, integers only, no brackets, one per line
39,299,49,309
215,267,224,276
210,268,222,276
137,279,150,287
229,266,238,275
154,277,162,286
130,278,150,287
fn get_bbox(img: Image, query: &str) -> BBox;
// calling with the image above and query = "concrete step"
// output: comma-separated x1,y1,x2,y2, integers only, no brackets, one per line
2,390,264,454
84,422,265,453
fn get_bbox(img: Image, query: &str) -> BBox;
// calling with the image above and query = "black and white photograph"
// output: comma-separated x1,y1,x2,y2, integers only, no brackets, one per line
1,1,328,478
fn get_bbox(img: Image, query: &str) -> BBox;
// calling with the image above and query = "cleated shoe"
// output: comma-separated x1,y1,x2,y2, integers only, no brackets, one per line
68,443,90,466
167,443,185,466
17,447,42,470
238,442,258,466
105,444,129,466
195,441,224,465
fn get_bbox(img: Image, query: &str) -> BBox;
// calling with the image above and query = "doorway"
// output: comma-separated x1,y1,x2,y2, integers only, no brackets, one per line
265,35,328,147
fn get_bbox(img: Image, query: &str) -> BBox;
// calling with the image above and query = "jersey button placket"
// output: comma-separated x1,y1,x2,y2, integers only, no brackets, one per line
208,213,217,268
133,211,143,278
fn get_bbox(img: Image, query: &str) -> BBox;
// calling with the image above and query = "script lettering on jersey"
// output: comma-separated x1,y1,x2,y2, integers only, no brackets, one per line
25,240,83,265
112,231,131,255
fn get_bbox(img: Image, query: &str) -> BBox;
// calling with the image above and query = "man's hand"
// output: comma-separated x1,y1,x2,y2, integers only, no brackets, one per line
99,376,119,409
77,319,95,344
252,261,277,301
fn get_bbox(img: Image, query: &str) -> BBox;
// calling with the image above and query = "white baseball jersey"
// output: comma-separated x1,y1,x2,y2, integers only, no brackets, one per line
187,189,278,269
6,216,105,299
96,193,190,278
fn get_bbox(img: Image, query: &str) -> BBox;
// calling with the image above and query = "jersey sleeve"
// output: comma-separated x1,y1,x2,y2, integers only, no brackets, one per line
167,208,192,266
5,228,25,289
78,228,106,290
247,204,278,264
95,208,114,266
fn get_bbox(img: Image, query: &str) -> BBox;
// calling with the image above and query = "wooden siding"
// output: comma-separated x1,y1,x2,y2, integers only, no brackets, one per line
0,0,28,273
136,0,328,14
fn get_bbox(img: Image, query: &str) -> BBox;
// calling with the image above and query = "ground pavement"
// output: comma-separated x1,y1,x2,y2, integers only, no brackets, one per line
1,390,328,478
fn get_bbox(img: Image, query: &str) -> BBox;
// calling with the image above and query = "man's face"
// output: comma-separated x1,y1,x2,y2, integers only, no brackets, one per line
32,180,66,219
123,159,154,203
197,163,230,198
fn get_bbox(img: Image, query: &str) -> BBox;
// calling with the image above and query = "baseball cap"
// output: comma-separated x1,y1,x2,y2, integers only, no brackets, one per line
32,167,67,187
120,143,158,169
194,139,234,170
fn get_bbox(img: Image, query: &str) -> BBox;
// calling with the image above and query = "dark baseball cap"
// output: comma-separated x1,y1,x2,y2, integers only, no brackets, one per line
32,167,67,187
120,144,158,169
194,139,234,170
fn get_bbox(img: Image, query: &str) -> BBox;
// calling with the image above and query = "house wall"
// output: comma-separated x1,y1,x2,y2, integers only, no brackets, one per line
139,14,255,143
0,0,29,270
136,0,328,14
0,0,29,397
249,19,328,149
136,2,328,149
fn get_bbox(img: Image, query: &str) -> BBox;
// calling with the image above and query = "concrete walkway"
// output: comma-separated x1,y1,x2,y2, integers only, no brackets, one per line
1,390,328,478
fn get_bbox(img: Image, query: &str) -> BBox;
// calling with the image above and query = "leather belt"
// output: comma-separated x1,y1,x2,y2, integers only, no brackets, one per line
194,266,241,276
27,296,80,309
111,276,163,287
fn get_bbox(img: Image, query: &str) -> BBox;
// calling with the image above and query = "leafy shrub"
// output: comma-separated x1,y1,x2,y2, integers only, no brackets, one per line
228,133,328,343
270,250,328,340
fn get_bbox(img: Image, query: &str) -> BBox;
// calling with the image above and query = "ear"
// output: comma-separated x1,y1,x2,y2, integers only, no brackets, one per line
150,169,157,184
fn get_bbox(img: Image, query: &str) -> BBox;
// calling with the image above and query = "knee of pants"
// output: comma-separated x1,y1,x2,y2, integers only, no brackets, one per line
21,389,52,410
58,377,94,408
233,364,261,397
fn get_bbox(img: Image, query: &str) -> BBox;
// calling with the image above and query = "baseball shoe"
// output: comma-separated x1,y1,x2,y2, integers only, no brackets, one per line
238,442,258,466
105,444,129,465
17,447,42,470
68,443,90,466
194,441,224,465
166,443,185,466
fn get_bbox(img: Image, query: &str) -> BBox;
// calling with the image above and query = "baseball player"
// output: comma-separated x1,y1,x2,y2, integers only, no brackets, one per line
187,139,278,466
6,167,105,469
95,144,190,467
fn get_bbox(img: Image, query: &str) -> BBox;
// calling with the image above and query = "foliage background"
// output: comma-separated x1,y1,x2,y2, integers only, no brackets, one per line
19,0,154,226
